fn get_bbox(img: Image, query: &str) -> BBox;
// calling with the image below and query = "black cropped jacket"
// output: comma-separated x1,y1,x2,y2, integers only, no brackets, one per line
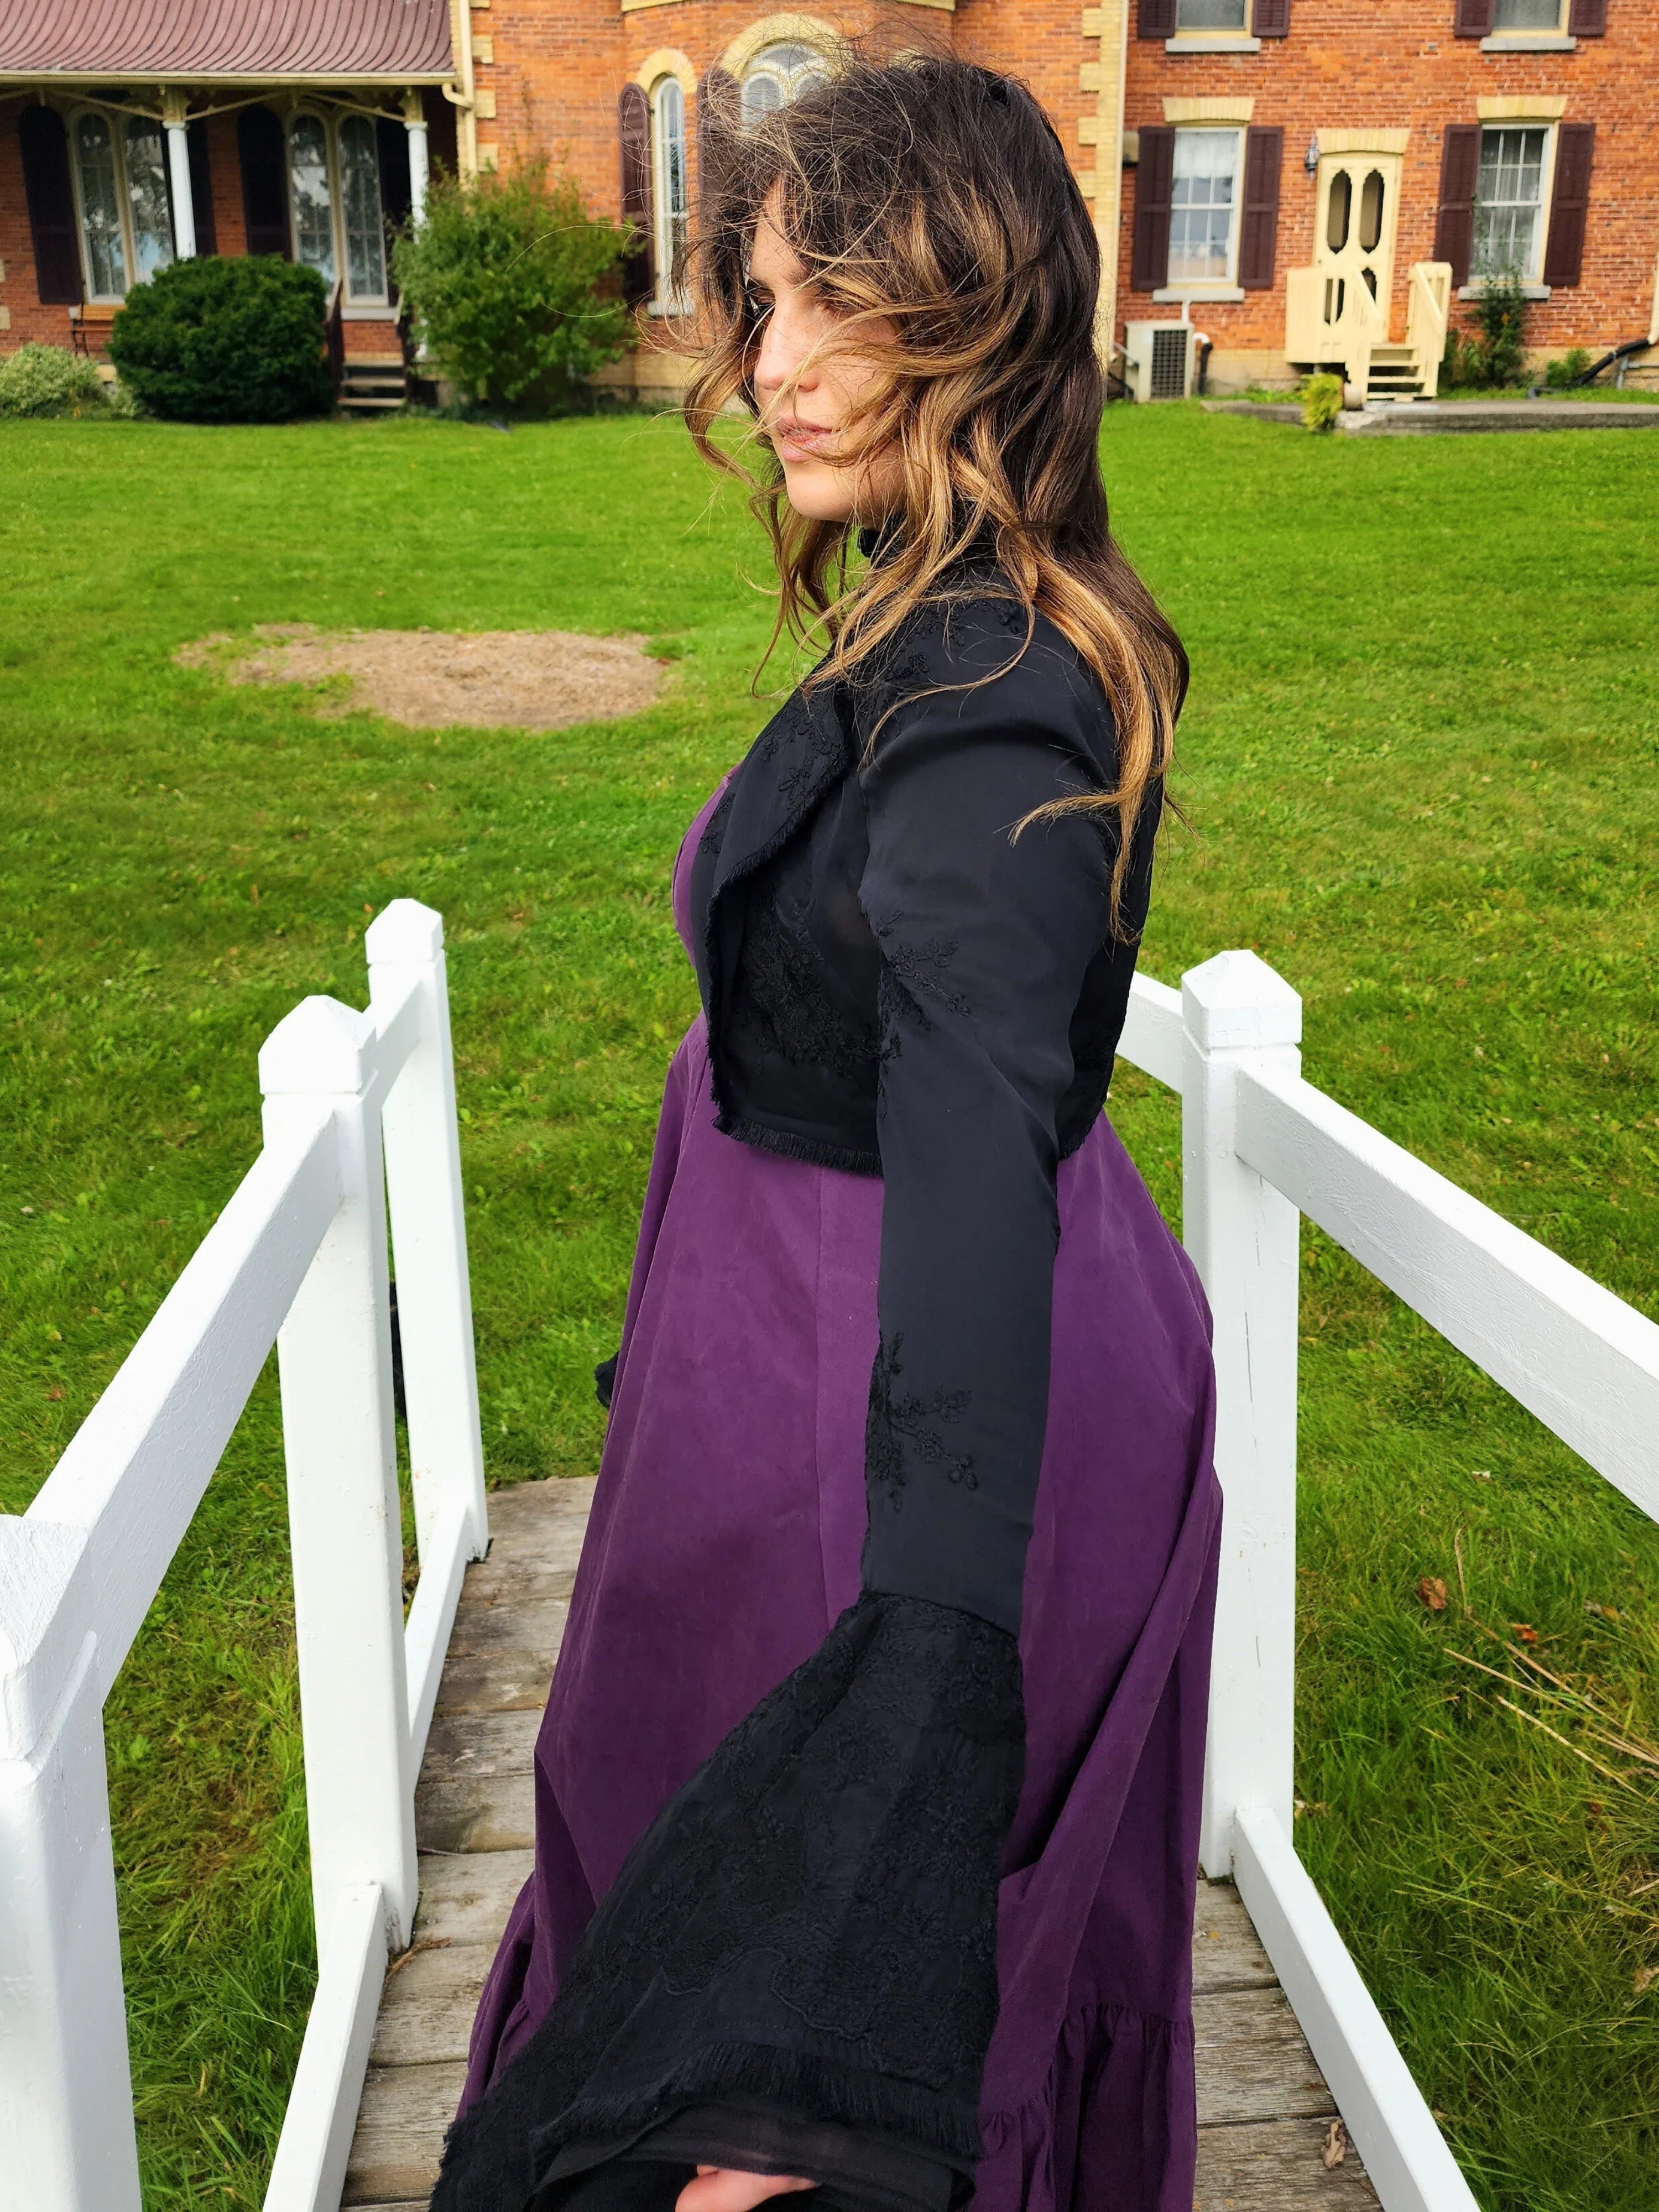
434,578,1160,2212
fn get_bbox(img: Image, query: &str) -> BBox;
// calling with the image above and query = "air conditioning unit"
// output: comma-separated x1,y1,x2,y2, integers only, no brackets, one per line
1121,321,1197,404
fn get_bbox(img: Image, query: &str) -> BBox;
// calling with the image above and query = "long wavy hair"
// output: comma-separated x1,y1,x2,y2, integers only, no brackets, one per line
681,48,1188,919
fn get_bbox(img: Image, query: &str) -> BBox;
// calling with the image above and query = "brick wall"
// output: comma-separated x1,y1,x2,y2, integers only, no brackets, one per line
1115,0,1658,385
0,101,74,349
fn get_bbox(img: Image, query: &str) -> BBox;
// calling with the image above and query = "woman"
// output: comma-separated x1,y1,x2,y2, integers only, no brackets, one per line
434,53,1221,2212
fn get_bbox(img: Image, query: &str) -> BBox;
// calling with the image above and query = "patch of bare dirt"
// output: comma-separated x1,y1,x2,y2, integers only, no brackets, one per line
175,624,665,731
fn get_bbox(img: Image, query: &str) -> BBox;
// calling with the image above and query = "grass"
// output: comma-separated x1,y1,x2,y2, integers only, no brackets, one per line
0,399,1655,2209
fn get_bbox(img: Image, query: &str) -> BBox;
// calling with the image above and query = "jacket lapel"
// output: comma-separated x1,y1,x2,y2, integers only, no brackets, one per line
709,674,854,900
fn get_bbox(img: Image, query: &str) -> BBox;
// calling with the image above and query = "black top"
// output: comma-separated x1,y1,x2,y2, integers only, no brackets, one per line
432,575,1159,2212
690,584,1156,1637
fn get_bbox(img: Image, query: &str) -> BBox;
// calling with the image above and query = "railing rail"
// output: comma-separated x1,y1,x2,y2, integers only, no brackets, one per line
1118,951,1659,2212
0,899,487,2212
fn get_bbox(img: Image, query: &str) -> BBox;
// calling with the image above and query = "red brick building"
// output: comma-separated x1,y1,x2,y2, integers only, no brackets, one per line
4,0,1656,399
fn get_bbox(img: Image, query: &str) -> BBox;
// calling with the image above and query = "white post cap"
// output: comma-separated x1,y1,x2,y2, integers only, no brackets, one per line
259,997,375,1097
1182,949,1303,1053
365,899,444,965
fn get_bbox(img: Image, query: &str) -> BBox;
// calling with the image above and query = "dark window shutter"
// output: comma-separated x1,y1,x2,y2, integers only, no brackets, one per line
377,117,410,301
186,119,217,256
1542,122,1594,287
1239,127,1283,289
18,108,82,305
618,84,652,306
1454,0,1495,34
1434,123,1481,284
238,106,290,259
1131,126,1175,292
1138,0,1177,37
1567,0,1607,32
1253,0,1291,34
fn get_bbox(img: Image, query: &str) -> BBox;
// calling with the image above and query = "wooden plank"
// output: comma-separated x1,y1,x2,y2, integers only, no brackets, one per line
1195,2116,1380,2208
1194,1987,1337,2126
421,1709,540,1778
412,1848,534,1947
445,1593,570,1661
342,2059,466,2205
434,1645,562,1715
413,1773,535,1853
371,1943,494,2069
1193,1878,1279,1995
485,1475,595,1563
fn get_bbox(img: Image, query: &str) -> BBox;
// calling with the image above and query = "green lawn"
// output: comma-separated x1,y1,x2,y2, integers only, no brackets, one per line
1,404,1655,2210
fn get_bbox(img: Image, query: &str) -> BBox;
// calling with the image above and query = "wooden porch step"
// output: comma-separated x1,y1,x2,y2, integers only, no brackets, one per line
339,358,409,413
336,1477,1379,2210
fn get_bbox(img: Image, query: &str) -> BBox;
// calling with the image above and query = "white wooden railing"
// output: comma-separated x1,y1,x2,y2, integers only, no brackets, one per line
6,928,1657,2212
0,900,488,2212
1119,950,1659,2212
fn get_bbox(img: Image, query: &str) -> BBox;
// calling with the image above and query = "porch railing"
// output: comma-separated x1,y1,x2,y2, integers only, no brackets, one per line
1118,951,1659,2212
0,899,487,2212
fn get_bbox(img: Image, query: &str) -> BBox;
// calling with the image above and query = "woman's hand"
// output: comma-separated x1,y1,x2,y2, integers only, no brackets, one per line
675,2166,818,2212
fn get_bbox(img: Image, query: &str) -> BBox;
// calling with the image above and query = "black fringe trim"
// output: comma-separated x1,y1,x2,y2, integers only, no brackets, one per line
713,1109,881,1178
528,2041,984,2176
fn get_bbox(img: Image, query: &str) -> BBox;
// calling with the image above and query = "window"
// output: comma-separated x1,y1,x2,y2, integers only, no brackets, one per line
72,112,128,301
1474,126,1547,280
740,42,829,122
1492,0,1563,25
288,114,336,285
1169,129,1241,284
651,79,689,311
338,114,388,302
1175,0,1249,27
124,119,174,284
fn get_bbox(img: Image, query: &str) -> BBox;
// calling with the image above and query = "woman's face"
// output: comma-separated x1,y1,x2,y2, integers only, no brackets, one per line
749,192,903,525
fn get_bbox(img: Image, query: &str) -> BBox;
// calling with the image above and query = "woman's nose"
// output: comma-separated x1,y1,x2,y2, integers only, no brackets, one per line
755,303,816,403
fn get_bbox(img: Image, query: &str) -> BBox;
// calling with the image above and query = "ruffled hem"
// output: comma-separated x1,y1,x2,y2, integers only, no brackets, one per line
977,1999,1197,2212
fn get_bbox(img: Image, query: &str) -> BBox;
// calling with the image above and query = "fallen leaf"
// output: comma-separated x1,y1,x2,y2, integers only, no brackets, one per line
1322,2119,1349,2169
1635,1966,1656,1996
1511,1623,1540,1644
1418,1576,1448,1613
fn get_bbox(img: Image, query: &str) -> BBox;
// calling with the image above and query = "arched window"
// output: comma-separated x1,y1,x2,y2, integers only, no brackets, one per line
740,42,827,123
338,113,388,302
72,111,127,302
287,114,336,284
651,77,689,312
124,117,174,284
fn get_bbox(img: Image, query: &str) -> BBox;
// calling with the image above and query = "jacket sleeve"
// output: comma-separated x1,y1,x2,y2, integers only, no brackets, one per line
857,635,1118,1637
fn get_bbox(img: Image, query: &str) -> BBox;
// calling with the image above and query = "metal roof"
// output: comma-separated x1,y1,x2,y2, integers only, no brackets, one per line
0,0,455,84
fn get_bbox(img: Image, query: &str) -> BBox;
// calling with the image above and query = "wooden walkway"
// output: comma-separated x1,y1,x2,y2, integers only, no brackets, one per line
341,1477,1380,2212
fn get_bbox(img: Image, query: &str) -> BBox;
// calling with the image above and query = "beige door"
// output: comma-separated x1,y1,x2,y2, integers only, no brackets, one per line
1314,150,1402,340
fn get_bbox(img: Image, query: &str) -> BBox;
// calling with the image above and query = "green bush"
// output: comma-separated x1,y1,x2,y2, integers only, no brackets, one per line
108,257,332,424
0,343,111,419
392,162,633,413
1470,268,1528,388
1545,346,1593,389
1300,372,1345,433
1440,325,1483,390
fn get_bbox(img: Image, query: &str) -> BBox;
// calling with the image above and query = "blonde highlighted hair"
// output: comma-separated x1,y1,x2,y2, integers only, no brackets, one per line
681,49,1188,924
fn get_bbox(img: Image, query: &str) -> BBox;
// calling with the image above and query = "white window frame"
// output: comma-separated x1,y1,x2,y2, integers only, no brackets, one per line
1489,0,1568,35
67,102,178,305
1173,0,1251,32
739,41,830,122
285,106,392,308
1472,122,1556,287
1167,126,1244,290
649,76,690,316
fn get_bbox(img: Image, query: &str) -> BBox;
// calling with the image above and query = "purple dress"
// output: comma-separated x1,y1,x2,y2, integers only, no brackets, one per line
450,733,1223,2211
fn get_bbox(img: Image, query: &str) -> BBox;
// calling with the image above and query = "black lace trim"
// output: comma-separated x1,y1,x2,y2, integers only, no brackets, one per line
865,1333,976,1514
734,889,880,1081
431,1593,1024,2212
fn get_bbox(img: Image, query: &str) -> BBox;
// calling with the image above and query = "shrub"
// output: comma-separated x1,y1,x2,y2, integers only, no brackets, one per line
1469,268,1528,389
0,343,110,419
1441,326,1484,391
108,257,332,423
1545,346,1594,390
1300,373,1345,434
392,162,633,413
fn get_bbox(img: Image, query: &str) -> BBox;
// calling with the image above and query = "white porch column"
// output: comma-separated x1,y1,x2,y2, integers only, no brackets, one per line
160,90,197,260
404,88,430,226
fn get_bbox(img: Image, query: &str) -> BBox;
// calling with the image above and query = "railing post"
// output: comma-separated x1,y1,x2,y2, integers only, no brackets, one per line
0,1521,142,2211
366,900,489,1568
1181,951,1303,1878
260,998,417,1955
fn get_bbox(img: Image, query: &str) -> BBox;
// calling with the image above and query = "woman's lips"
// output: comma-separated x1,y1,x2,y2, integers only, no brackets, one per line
771,417,835,462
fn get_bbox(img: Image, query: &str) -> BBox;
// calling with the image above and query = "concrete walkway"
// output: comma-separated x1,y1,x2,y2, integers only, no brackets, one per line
338,1475,1379,2211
